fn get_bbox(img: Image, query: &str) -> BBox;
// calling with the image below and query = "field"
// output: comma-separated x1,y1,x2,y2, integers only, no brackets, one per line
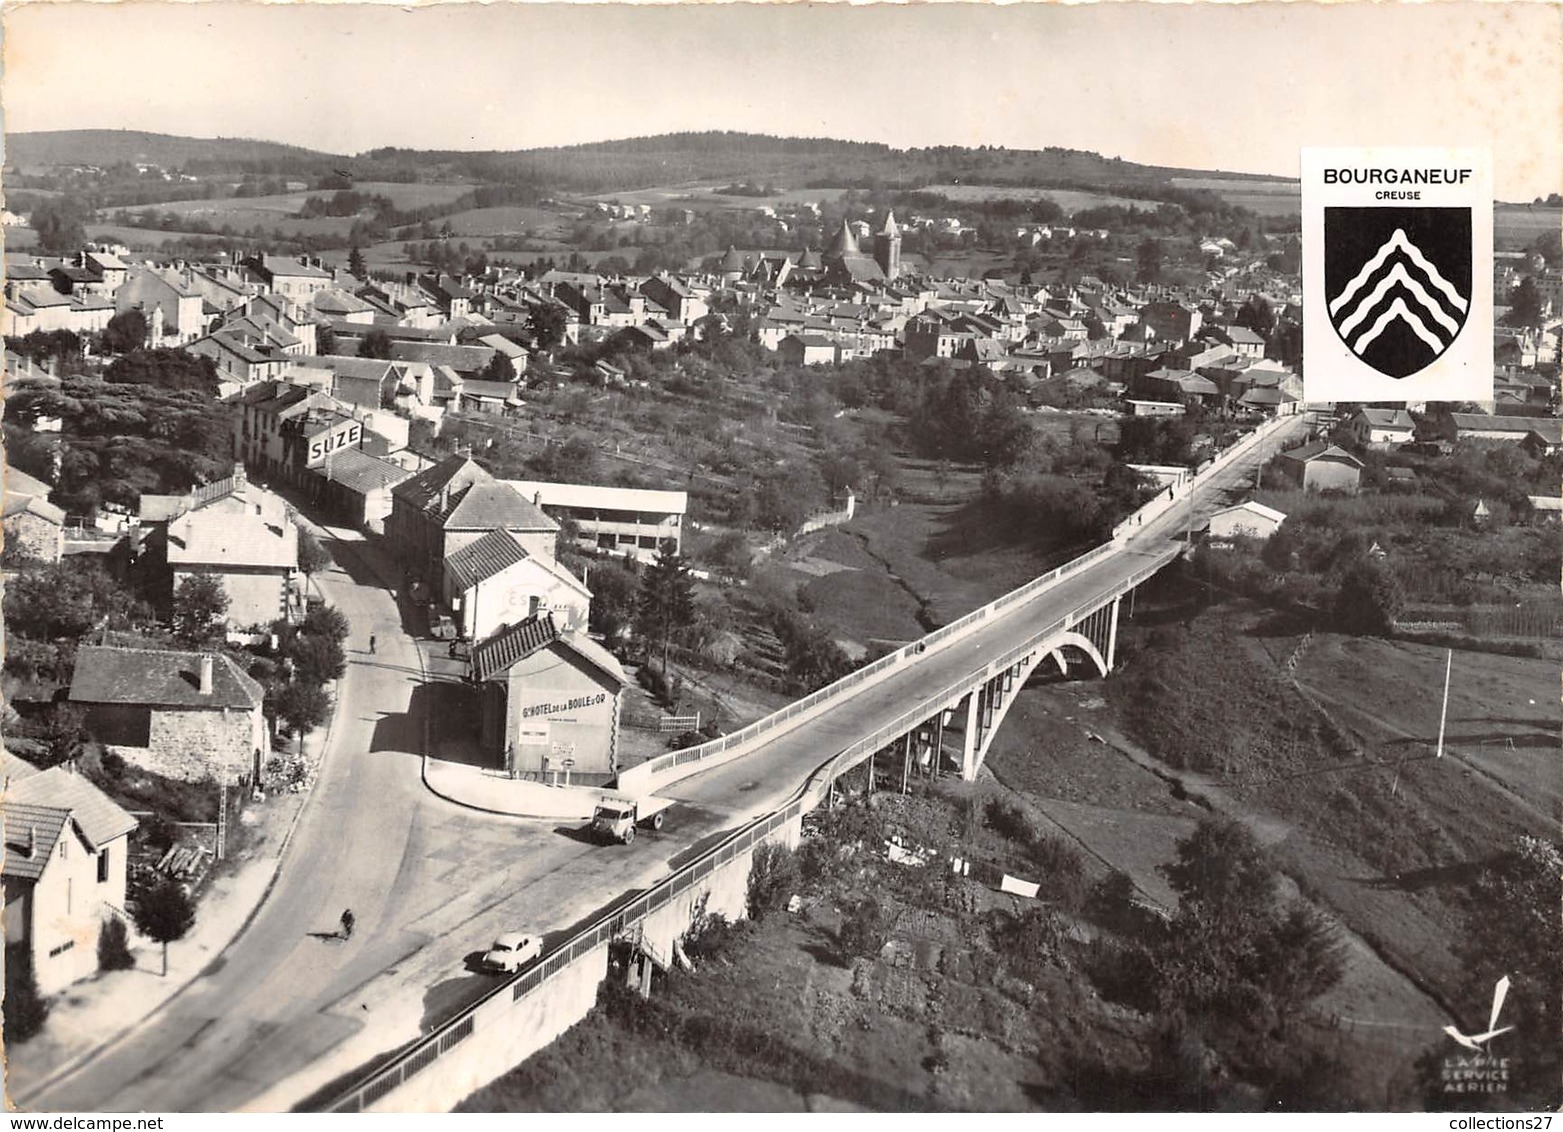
89,181,478,241
578,183,852,211
1495,204,1561,249
922,183,1151,213
85,224,219,249
442,205,573,238
1170,176,1301,216
100,180,473,222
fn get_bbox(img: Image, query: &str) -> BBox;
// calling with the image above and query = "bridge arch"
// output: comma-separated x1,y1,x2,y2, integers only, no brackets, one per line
1042,631,1109,681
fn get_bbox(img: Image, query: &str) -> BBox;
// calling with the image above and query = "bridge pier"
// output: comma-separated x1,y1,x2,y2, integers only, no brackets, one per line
959,690,981,780
1107,596,1121,669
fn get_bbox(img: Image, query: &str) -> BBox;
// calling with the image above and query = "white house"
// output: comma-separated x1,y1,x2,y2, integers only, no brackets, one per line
503,479,687,563
441,527,592,641
1349,407,1416,448
1208,500,1287,541
2,757,137,994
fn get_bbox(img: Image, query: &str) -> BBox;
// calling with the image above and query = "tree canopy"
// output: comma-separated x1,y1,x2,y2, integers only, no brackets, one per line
5,376,237,513
359,329,393,360
171,573,229,645
132,876,196,976
636,540,696,676
104,348,222,395
101,310,149,356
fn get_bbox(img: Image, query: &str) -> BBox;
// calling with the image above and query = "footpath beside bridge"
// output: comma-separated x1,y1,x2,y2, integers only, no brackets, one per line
315,411,1304,1113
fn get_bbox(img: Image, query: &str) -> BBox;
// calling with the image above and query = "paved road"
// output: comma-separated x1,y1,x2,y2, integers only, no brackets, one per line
19,415,1304,1112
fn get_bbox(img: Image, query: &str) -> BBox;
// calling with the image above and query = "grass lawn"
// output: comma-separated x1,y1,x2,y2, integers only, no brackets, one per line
443,205,571,238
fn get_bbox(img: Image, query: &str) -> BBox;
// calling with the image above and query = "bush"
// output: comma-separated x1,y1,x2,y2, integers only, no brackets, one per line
1030,834,1089,911
1086,869,1138,928
837,896,889,960
682,910,751,963
3,944,50,1042
98,916,135,972
746,842,800,921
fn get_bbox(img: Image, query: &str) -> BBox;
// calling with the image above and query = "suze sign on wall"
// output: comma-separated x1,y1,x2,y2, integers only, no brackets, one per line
307,422,362,466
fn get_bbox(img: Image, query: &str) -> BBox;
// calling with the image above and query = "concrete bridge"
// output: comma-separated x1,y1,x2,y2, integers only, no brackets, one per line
621,412,1304,797
319,411,1304,1114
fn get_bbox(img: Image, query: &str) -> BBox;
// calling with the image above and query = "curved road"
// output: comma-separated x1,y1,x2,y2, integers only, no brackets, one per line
18,415,1303,1112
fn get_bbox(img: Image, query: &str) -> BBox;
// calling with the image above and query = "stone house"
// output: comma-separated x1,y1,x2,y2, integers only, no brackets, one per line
3,467,66,563
1207,501,1287,541
69,645,269,783
1348,407,1415,447
2,756,138,994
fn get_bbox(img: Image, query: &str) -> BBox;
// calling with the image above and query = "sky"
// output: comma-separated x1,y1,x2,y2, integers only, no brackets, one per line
3,1,1561,200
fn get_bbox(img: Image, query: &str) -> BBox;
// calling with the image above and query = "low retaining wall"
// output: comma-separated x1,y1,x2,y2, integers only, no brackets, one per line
325,807,806,1113
377,941,610,1113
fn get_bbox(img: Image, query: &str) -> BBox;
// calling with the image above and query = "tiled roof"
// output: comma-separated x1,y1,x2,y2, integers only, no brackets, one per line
1212,500,1288,524
472,613,560,682
167,508,298,570
70,645,265,711
1449,413,1553,436
1,801,69,882
5,767,137,852
460,379,521,400
444,528,530,592
471,613,626,686
388,342,496,373
1524,419,1563,444
258,255,330,280
391,454,489,510
1281,442,1364,468
310,446,414,495
1358,408,1414,429
3,468,65,524
446,482,556,532
391,456,555,532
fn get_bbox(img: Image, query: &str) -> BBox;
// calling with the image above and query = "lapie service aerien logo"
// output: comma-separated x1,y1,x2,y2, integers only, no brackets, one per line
1325,207,1472,379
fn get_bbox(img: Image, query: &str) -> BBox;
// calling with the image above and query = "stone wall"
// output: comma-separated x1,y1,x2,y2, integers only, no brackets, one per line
4,512,64,563
119,705,265,783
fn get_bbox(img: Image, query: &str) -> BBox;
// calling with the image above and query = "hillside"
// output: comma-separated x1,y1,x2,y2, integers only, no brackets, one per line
8,128,1287,198
368,131,1289,195
3,129,341,171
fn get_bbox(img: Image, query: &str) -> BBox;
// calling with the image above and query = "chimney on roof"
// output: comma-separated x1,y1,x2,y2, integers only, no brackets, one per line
199,655,214,695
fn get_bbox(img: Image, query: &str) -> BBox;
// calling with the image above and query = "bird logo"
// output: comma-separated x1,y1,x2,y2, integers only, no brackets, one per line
1444,976,1514,1051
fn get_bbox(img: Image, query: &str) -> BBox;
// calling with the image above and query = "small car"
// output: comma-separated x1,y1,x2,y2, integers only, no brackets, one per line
478,932,541,974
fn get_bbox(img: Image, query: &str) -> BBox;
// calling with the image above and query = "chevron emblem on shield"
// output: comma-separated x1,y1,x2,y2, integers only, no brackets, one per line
1325,207,1473,379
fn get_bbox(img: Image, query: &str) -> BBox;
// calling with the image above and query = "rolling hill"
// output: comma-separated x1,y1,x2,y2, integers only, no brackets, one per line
7,128,1291,200
3,129,342,171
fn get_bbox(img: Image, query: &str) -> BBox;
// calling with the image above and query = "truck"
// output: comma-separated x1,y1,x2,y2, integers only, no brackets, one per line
589,793,674,845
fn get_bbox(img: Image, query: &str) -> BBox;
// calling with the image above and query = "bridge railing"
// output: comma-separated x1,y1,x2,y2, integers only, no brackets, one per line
1110,413,1296,541
806,544,1182,789
326,794,808,1113
321,548,1185,1113
621,531,1128,793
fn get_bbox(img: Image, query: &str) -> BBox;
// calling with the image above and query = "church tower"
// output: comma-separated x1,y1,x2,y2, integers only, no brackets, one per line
873,211,902,281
